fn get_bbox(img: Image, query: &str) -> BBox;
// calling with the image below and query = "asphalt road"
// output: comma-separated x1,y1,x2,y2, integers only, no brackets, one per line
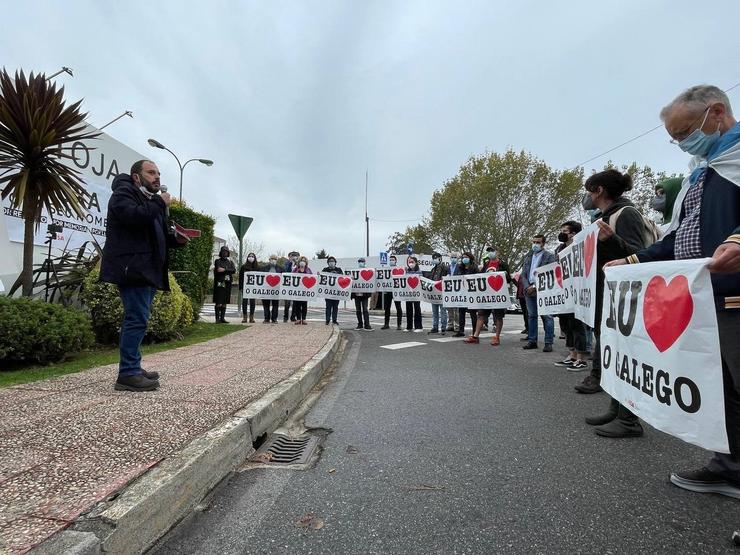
153,309,740,554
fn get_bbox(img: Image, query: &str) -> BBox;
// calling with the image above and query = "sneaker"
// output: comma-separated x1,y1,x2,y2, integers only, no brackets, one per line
554,357,576,367
569,360,589,372
594,419,644,438
669,467,740,499
522,342,538,350
543,344,553,352
520,329,528,335
574,375,603,394
355,325,363,330
559,334,566,339
428,328,439,334
141,369,160,380
364,326,374,331
404,329,411,332
413,329,423,333
114,374,159,392
271,320,278,324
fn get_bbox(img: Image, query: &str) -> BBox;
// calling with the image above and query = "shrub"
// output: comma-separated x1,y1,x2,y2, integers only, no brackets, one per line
81,269,193,344
0,296,94,364
168,201,215,320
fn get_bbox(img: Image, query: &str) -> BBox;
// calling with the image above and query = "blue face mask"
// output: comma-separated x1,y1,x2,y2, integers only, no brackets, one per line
678,109,721,157
450,257,457,264
358,262,366,268
462,257,470,265
532,244,542,253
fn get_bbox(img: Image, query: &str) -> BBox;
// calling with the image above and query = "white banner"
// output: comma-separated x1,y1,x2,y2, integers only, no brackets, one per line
420,276,443,304
392,274,423,302
536,261,575,316
345,268,377,293
558,223,598,326
441,275,468,308
600,259,728,453
243,271,282,300
376,267,405,292
279,272,319,301
441,273,510,309
317,272,353,300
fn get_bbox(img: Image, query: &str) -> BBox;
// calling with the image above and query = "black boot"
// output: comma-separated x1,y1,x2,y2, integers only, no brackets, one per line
585,398,619,426
594,404,644,438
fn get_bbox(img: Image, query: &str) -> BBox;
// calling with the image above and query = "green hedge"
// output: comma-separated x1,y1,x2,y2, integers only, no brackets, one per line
168,202,215,319
0,296,94,364
81,269,194,344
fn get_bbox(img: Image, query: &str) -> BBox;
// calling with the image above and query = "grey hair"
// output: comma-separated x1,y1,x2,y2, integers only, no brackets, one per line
660,85,733,120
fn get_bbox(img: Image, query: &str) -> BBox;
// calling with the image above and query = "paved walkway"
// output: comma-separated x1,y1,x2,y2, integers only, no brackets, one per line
0,324,334,554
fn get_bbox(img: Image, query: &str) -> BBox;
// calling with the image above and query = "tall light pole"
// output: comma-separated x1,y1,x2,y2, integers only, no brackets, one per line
147,138,213,202
365,170,370,257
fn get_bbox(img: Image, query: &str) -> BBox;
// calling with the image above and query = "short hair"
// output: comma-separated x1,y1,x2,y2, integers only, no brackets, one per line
533,234,546,242
327,255,336,262
561,220,582,234
130,159,153,176
660,84,733,120
389,254,397,260
585,169,633,200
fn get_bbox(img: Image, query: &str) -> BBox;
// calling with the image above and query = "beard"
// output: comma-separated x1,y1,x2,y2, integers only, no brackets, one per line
138,175,160,193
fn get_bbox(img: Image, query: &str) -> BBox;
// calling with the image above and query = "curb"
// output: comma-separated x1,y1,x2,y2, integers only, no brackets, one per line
30,327,342,555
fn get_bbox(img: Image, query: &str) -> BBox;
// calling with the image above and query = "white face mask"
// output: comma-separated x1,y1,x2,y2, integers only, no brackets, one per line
247,256,255,263
299,261,306,268
390,260,397,267
269,259,277,265
328,261,336,268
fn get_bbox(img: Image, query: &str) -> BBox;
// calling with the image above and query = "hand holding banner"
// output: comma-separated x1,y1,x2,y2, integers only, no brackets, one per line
557,223,598,326
345,268,377,293
243,271,282,299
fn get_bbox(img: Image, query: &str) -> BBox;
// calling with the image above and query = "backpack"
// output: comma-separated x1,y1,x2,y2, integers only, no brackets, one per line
608,206,662,247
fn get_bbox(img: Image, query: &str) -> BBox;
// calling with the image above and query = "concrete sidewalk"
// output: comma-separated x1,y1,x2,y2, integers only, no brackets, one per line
0,324,339,554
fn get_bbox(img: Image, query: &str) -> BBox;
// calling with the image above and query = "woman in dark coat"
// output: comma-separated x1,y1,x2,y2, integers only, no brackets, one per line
213,246,236,323
453,252,478,337
322,255,343,325
238,252,260,323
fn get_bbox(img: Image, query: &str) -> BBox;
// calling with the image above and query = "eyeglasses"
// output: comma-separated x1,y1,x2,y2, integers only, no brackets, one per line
669,106,710,144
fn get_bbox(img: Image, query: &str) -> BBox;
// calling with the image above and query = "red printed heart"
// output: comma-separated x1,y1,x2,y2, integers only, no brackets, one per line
266,274,280,287
554,265,563,288
391,268,405,276
302,276,316,288
407,276,419,289
434,280,443,291
584,231,596,278
337,277,351,289
487,275,504,291
643,275,693,353
360,269,375,281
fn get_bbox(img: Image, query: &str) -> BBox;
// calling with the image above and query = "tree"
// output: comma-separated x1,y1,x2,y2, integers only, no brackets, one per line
315,248,328,259
0,70,98,296
599,160,682,220
386,224,435,255
226,235,265,264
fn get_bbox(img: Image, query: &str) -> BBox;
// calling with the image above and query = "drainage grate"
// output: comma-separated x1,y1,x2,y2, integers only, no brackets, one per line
250,434,320,466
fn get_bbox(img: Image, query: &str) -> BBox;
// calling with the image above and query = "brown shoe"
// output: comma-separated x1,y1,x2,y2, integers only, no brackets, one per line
490,336,500,346
463,336,479,344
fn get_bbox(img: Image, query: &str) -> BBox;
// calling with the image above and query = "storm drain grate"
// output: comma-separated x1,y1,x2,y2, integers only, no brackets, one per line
250,434,320,466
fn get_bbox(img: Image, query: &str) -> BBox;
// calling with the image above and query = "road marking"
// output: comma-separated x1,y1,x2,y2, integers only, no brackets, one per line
380,342,427,350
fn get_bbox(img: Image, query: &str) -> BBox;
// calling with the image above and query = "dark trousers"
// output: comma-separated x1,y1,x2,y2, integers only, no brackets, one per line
294,301,308,321
406,301,422,330
118,285,157,377
519,296,529,331
283,300,292,321
354,296,370,328
458,308,477,333
383,292,402,327
560,313,587,353
242,298,255,317
325,299,339,323
262,299,279,322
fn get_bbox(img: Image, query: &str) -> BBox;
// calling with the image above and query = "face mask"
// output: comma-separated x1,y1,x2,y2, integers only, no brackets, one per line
582,192,596,211
587,208,601,219
487,251,496,259
299,261,306,268
291,256,298,262
557,232,569,243
678,109,721,157
247,256,255,263
650,195,667,213
328,261,336,268
462,257,470,265
390,260,397,267
358,262,366,268
450,257,457,264
433,258,441,265
269,259,277,266
532,244,542,253
408,261,415,268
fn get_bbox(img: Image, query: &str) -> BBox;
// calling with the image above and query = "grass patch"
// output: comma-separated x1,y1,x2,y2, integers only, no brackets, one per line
0,322,243,389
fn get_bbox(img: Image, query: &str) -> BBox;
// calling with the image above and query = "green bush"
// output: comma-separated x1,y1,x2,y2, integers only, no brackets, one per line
0,296,94,364
168,201,215,320
81,269,194,344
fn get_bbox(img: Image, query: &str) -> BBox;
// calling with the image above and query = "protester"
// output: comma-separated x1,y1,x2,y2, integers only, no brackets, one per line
100,160,181,392
608,84,740,494
382,254,403,330
446,252,461,333
292,255,312,325
453,252,478,337
520,234,556,352
405,255,423,332
465,246,511,345
513,271,529,338
238,252,259,323
261,255,282,323
213,246,235,324
283,251,300,322
352,257,373,331
651,176,683,231
322,256,343,325
428,252,448,334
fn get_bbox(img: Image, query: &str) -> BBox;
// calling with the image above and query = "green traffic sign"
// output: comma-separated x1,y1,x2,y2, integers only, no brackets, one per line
228,214,253,240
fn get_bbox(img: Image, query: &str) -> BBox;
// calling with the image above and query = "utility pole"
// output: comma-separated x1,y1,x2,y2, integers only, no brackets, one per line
365,170,370,257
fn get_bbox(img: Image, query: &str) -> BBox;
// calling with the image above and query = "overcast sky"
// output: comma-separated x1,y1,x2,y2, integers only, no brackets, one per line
4,0,739,258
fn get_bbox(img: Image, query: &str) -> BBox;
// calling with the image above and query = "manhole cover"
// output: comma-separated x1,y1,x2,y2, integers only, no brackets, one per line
250,434,320,466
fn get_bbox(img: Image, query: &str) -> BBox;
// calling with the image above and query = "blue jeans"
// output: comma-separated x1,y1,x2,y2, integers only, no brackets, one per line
525,294,554,345
118,285,157,377
432,303,447,330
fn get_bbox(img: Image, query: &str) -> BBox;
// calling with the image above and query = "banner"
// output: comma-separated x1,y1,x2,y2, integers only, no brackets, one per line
600,259,727,452
376,267,405,292
442,273,510,309
392,274,423,301
536,261,575,316
317,272,353,300
279,272,320,301
557,223,598,326
243,271,282,300
345,268,377,293
420,276,443,304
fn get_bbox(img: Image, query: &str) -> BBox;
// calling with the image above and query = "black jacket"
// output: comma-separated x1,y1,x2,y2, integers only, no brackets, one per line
100,174,179,290
322,266,344,274
429,263,449,281
238,260,261,290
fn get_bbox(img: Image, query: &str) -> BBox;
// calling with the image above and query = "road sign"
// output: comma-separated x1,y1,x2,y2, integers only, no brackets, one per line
406,243,414,254
379,251,388,266
228,214,253,240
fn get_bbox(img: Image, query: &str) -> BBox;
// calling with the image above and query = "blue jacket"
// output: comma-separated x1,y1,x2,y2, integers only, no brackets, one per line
521,249,556,290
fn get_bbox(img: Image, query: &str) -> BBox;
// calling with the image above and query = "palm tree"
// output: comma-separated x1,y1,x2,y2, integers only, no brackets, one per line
0,69,98,296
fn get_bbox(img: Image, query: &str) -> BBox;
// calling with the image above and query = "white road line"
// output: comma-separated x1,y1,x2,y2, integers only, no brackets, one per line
380,341,427,350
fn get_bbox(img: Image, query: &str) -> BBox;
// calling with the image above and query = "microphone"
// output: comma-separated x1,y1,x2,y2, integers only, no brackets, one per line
160,184,170,217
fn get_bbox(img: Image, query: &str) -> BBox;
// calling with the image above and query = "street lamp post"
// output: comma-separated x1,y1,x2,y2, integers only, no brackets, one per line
147,138,213,202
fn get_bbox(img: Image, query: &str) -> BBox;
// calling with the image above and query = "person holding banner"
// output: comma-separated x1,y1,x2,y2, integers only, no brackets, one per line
382,254,404,330
446,252,461,333
464,260,512,346
608,84,740,494
521,235,556,351
405,256,424,332
428,253,448,334
261,255,283,323
322,256,343,325
213,247,236,324
238,252,259,323
453,253,478,337
291,256,312,325
351,257,373,331
283,251,300,322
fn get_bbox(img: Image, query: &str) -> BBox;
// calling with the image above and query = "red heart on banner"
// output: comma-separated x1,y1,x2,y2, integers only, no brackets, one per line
302,276,316,288
391,268,405,276
407,276,419,289
584,232,596,278
554,265,563,288
487,275,504,291
266,274,280,287
434,280,443,291
337,277,351,289
360,269,374,281
643,275,693,353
